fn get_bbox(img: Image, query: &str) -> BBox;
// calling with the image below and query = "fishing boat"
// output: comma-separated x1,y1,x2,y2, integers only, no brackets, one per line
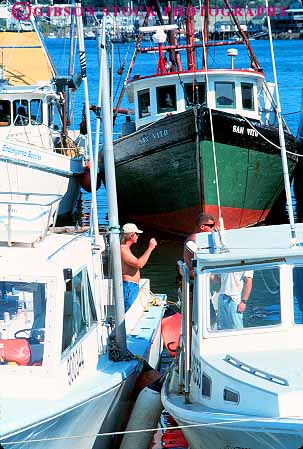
162,8,303,448
0,6,87,225
111,0,301,235
0,12,167,449
162,223,303,449
0,220,166,449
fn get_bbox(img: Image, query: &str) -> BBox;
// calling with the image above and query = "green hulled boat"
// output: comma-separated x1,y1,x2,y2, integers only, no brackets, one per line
111,0,301,235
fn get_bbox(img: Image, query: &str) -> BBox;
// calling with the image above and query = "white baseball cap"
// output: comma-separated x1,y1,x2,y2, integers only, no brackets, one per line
121,223,143,234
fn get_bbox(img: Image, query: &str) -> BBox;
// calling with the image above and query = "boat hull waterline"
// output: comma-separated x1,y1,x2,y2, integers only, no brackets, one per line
113,108,298,234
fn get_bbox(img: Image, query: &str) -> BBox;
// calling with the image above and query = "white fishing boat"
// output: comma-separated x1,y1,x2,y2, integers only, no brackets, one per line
0,6,87,224
162,4,303,448
0,11,167,449
0,225,166,449
162,224,303,449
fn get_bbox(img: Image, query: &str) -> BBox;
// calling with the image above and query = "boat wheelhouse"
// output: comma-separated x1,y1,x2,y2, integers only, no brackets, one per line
0,17,87,223
126,68,272,132
162,223,303,449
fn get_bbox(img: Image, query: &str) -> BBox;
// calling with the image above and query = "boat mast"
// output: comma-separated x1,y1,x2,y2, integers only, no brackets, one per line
100,23,128,355
202,0,209,69
265,0,297,244
75,3,99,243
186,0,196,71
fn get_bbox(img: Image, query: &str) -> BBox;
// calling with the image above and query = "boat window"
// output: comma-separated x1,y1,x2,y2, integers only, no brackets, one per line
62,268,97,353
30,99,43,125
293,267,303,324
241,83,254,110
138,89,151,118
0,281,46,366
0,100,11,126
208,266,281,332
13,100,29,126
224,388,239,404
215,82,236,108
156,85,177,113
184,82,205,107
48,101,53,127
202,373,212,398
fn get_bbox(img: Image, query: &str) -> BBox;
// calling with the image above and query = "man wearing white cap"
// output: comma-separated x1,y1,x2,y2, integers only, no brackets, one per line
120,223,157,312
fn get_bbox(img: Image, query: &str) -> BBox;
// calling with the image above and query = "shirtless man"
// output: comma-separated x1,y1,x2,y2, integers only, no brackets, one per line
120,223,157,312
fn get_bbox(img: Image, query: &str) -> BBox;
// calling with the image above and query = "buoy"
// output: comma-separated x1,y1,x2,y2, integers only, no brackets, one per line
134,363,162,398
119,378,164,449
161,312,181,357
77,162,102,192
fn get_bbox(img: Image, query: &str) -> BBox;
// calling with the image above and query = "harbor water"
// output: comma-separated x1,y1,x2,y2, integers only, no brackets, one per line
46,37,303,303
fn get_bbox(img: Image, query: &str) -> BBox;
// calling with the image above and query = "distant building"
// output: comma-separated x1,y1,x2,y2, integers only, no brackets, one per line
269,0,303,33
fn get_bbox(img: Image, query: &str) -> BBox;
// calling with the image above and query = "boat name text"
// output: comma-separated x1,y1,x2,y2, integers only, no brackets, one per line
233,126,258,137
67,344,84,385
139,128,168,145
2,144,42,161
191,353,202,389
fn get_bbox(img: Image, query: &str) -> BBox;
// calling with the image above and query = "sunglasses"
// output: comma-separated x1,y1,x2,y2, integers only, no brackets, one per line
202,223,215,228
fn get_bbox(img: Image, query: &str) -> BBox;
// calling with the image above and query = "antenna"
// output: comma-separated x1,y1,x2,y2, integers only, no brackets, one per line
227,48,238,69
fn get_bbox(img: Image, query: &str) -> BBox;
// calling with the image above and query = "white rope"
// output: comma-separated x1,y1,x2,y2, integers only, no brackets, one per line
239,113,303,157
2,415,297,446
198,0,223,222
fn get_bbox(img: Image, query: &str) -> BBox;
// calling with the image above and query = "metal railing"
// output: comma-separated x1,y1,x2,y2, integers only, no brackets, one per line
177,260,191,403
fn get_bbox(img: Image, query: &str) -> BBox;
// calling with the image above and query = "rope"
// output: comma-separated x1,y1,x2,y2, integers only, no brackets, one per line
239,114,303,157
0,416,292,446
198,0,223,223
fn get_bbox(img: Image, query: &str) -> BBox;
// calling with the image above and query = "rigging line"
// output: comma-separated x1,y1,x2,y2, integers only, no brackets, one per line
198,0,222,221
238,137,250,227
2,416,298,446
238,113,303,157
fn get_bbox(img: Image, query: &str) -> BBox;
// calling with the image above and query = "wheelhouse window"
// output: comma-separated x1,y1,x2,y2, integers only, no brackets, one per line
138,89,151,118
208,266,281,331
0,281,46,366
156,85,177,113
184,82,205,107
13,99,29,126
0,100,11,126
30,99,43,125
293,267,303,324
62,268,97,353
215,82,236,108
241,83,254,110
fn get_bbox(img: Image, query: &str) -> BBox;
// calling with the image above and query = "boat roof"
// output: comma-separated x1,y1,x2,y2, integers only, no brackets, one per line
195,224,303,268
0,31,55,86
0,231,103,277
128,68,265,85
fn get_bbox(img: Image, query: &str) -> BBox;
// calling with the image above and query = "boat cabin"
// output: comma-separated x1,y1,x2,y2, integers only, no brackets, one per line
0,84,63,149
0,234,102,371
182,224,303,416
125,69,275,132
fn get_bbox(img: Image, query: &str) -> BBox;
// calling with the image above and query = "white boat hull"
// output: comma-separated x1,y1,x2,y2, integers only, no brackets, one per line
163,376,303,449
0,142,83,224
2,374,136,449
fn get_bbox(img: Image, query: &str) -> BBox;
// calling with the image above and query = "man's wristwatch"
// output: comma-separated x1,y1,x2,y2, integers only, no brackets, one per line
241,299,248,304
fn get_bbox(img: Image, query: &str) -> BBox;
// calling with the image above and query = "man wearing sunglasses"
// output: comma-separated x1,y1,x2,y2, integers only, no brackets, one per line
120,223,157,312
184,212,216,278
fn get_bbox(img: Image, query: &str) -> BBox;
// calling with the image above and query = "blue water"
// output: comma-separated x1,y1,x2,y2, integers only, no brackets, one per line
46,37,303,300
